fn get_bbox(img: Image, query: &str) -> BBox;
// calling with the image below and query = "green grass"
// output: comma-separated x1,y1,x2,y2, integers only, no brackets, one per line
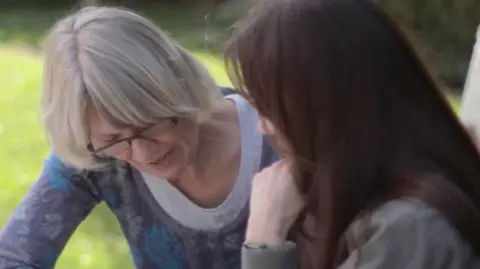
448,94,461,112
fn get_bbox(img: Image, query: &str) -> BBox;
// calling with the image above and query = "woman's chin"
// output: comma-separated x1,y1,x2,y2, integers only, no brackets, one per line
146,160,186,180
131,148,189,180
141,161,182,180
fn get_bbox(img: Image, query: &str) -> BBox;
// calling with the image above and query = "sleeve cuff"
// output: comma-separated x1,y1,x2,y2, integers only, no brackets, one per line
242,241,299,269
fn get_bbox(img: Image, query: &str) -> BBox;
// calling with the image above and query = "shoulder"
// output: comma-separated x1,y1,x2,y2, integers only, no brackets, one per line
45,151,124,176
44,151,128,191
367,198,447,229
365,198,461,239
343,198,477,269
219,86,279,167
44,151,84,180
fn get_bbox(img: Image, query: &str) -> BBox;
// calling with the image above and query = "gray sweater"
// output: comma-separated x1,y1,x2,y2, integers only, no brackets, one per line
242,198,480,269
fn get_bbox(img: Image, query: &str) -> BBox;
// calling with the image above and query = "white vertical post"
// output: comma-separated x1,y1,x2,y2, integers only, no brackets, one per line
460,26,480,139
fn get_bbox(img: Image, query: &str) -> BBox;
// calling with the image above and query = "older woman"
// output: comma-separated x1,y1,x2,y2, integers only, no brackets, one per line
0,6,276,269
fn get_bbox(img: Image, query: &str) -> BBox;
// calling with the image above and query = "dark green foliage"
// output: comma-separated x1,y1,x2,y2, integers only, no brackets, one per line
0,0,477,91
378,0,480,91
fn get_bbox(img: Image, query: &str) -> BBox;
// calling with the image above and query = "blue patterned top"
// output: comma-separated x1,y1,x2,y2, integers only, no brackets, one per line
0,92,277,269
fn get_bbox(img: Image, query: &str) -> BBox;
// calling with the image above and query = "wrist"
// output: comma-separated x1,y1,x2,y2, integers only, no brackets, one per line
245,217,288,245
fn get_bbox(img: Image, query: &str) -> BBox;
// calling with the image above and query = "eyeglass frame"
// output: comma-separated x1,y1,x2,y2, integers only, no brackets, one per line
87,117,178,157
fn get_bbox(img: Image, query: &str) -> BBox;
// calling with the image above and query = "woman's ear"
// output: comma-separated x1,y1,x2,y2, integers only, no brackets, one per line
258,117,277,136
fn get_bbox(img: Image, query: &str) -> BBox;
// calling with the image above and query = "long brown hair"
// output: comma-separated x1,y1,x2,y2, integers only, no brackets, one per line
225,0,480,268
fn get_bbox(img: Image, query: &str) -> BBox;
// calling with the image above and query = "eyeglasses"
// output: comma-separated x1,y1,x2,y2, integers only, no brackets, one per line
87,118,178,157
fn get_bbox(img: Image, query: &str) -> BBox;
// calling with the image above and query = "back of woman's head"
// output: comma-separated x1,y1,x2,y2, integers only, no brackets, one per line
226,0,480,267
42,7,219,169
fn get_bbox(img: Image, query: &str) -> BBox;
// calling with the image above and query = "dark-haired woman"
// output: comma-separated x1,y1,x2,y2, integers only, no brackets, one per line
225,0,480,268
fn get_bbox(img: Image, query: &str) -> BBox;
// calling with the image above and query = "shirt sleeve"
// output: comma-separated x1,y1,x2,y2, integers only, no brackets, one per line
0,152,102,268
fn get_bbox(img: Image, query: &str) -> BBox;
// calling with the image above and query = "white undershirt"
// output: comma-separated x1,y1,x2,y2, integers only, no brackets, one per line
141,94,263,231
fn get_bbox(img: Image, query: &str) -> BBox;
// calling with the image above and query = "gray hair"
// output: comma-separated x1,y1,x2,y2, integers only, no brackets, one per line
42,6,220,169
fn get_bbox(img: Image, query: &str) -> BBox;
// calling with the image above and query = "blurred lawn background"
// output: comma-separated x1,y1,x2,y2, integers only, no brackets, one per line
0,1,473,268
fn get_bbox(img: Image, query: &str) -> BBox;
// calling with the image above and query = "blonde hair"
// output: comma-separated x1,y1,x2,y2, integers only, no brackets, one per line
42,6,220,170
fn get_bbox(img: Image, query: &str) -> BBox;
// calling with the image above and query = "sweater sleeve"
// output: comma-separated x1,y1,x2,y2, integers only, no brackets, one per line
242,241,299,269
0,152,102,268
